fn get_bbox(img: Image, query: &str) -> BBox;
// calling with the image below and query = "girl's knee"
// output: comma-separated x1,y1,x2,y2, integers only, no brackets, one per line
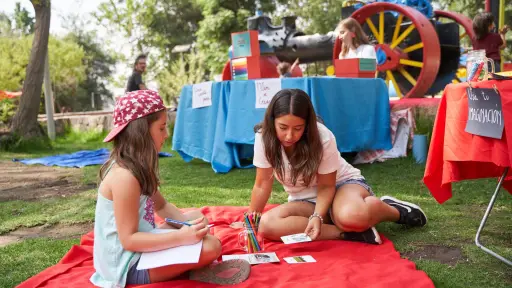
258,213,277,239
200,235,222,262
333,206,371,232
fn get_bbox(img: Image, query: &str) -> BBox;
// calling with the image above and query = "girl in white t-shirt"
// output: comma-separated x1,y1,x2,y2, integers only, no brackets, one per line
337,17,376,60
248,89,426,245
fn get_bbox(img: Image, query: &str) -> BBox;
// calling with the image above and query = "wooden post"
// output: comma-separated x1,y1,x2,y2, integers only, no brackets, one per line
43,51,55,140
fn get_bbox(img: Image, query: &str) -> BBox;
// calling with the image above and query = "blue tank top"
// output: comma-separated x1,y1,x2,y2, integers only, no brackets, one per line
90,161,156,287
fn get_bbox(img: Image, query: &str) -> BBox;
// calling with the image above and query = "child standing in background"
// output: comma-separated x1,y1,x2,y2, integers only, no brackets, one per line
473,12,509,73
337,18,376,60
277,58,300,78
91,90,249,287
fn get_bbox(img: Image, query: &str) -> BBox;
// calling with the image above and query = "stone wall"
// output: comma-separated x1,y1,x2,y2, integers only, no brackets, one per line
38,109,176,135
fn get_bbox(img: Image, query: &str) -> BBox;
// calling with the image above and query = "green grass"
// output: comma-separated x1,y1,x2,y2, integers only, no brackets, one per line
1,132,511,287
0,238,80,287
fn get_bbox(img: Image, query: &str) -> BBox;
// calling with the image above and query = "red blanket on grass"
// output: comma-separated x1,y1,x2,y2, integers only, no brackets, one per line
18,205,434,288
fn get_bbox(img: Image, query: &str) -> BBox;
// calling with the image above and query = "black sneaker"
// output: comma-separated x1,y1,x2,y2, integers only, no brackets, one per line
343,227,382,245
381,196,427,227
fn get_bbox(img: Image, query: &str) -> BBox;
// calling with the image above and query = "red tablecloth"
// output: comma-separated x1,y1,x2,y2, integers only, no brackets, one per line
423,80,512,203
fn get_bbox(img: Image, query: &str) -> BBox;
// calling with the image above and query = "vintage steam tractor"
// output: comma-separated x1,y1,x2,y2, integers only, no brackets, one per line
221,1,478,98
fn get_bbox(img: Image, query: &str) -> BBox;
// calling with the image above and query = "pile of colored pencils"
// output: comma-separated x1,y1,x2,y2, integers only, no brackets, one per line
244,212,262,253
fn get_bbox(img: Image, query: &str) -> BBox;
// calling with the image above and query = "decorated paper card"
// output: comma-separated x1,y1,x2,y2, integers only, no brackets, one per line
255,79,281,109
192,81,213,109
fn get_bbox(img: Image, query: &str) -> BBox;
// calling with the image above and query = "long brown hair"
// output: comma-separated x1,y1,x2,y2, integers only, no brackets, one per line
337,17,370,57
99,110,164,196
254,89,323,186
473,12,494,40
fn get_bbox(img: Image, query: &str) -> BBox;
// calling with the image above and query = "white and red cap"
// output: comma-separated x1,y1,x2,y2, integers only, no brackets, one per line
103,90,166,142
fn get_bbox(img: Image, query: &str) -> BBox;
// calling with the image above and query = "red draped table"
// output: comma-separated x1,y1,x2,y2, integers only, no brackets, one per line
423,80,512,265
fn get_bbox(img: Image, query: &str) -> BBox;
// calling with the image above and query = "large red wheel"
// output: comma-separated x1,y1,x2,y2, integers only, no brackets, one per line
334,3,441,98
434,10,476,48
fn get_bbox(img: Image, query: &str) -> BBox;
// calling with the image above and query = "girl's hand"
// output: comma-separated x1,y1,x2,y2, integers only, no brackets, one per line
499,25,509,35
305,217,322,241
179,217,208,245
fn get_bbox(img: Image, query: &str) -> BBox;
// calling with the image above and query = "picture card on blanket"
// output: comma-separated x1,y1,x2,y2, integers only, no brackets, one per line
281,233,312,244
137,229,202,270
255,79,281,109
192,81,213,109
284,255,316,264
222,252,280,265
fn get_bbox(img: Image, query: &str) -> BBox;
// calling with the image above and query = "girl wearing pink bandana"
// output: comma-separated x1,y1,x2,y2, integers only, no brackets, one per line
91,90,249,287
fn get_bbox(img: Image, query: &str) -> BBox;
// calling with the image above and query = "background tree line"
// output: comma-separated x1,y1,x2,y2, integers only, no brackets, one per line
0,0,510,141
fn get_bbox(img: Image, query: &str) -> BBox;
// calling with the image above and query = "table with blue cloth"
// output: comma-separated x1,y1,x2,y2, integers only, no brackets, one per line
172,77,391,173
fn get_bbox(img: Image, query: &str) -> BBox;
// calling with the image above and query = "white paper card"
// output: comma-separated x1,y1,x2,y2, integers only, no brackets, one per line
222,252,280,265
137,229,202,270
255,79,281,109
281,233,312,244
192,81,213,109
284,255,316,264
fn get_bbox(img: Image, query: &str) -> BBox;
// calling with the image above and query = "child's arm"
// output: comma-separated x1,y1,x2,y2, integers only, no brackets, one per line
290,58,300,72
112,169,208,252
249,167,274,213
499,25,509,49
151,190,189,228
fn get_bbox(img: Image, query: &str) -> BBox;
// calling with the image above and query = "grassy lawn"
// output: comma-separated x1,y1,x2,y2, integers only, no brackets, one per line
1,132,511,287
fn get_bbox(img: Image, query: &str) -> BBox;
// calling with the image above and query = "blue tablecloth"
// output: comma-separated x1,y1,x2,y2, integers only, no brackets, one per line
173,77,391,173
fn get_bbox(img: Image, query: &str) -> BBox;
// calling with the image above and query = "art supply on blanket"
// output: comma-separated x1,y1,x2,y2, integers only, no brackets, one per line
165,218,192,226
137,229,203,270
165,218,214,228
284,255,316,264
238,213,264,253
281,233,312,244
222,252,280,265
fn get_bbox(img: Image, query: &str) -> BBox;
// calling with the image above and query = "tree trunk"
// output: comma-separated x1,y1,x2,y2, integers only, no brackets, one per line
10,0,51,139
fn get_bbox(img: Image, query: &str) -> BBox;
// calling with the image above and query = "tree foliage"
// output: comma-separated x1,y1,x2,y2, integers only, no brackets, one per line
13,2,35,36
0,35,86,111
93,0,203,62
157,52,206,106
274,0,345,34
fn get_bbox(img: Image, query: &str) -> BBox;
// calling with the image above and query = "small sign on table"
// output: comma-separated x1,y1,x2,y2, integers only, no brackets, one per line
465,87,504,139
255,79,281,109
192,81,213,109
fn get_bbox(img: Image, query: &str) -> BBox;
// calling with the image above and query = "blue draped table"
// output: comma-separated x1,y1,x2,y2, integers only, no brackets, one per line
172,77,391,173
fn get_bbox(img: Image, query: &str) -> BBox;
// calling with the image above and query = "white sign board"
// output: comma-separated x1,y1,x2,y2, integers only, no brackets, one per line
192,81,213,109
255,79,281,109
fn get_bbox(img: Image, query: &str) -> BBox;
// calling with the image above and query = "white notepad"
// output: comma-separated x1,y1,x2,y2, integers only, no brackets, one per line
137,229,203,270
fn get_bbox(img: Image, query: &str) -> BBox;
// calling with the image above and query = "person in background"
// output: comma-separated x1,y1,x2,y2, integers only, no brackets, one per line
126,54,147,92
277,58,300,78
473,12,509,73
337,18,376,59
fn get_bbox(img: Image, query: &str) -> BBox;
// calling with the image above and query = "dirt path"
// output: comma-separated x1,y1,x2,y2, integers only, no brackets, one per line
0,222,94,247
0,161,95,201
0,160,96,246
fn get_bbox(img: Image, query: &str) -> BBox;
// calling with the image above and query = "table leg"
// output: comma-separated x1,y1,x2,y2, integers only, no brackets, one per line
474,167,512,266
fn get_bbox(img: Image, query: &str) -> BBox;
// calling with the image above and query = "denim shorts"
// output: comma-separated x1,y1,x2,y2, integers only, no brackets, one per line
126,260,151,285
335,178,374,196
292,178,374,219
